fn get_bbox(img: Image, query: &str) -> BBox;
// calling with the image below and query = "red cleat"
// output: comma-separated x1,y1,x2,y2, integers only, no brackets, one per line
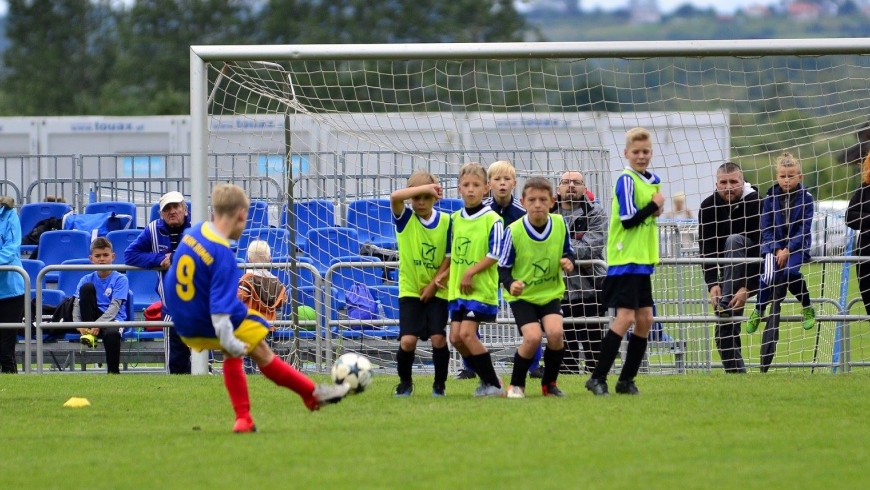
232,417,257,433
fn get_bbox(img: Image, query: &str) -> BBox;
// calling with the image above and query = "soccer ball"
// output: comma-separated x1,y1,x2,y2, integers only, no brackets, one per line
331,353,373,394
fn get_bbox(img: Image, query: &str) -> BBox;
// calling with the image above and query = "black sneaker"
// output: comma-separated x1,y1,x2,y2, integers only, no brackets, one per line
431,385,446,397
585,377,609,396
615,380,640,395
394,381,414,397
528,366,544,379
454,369,477,380
541,383,566,397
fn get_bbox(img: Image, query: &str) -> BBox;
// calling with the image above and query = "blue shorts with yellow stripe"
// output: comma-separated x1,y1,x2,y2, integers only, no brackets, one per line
180,309,270,355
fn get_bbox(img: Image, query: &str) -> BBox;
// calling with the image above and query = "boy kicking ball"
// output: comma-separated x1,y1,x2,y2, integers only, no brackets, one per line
498,177,575,398
164,184,349,433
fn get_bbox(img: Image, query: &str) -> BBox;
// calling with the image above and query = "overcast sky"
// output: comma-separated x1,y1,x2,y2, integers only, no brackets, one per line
0,1,779,17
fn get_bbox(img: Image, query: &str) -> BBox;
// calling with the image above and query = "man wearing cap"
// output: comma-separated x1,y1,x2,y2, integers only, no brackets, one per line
124,191,192,374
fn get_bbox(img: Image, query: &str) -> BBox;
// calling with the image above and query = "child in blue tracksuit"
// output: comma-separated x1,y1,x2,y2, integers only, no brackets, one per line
746,152,815,373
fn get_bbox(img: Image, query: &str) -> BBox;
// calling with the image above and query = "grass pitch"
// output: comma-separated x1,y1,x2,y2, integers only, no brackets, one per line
2,372,870,489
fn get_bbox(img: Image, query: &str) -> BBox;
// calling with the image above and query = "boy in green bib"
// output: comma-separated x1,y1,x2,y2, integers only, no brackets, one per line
498,178,575,398
585,127,665,396
442,162,506,397
390,171,452,397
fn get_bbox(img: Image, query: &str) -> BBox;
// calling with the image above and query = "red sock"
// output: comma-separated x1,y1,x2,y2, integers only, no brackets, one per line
259,356,316,399
222,357,251,421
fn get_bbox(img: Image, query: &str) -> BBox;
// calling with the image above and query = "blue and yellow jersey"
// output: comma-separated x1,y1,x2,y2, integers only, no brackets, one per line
164,221,248,338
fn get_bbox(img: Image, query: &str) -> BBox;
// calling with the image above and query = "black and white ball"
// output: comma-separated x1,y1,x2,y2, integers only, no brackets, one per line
331,353,373,394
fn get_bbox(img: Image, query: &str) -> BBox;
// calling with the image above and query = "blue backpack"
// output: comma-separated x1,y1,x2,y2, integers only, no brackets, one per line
345,283,379,322
63,212,133,240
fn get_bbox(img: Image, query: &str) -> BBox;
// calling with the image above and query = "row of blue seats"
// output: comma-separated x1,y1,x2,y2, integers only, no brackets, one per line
21,197,465,256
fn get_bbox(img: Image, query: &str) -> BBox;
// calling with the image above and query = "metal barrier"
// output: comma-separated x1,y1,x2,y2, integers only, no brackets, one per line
15,252,870,374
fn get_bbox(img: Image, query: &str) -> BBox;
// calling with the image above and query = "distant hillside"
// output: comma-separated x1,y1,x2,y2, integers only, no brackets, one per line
525,9,870,41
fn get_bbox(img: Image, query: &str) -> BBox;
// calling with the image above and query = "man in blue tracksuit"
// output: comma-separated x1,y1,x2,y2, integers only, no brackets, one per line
124,191,192,374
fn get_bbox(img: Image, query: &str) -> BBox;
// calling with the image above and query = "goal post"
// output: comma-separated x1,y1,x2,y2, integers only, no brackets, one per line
190,39,870,375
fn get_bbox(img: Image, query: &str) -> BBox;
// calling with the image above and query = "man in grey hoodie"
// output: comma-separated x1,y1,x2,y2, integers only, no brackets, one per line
553,172,607,374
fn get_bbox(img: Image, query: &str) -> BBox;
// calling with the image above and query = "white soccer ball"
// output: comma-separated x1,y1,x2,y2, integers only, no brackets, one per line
331,353,373,394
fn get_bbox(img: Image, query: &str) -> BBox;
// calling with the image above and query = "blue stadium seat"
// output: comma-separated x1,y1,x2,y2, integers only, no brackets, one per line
105,230,141,264
328,255,384,306
85,201,138,229
236,228,290,261
306,227,360,274
281,200,336,253
434,198,463,215
149,200,191,223
346,198,397,249
271,256,317,290
56,259,94,297
126,269,160,314
38,230,91,283
247,200,269,229
21,259,45,290
18,202,72,255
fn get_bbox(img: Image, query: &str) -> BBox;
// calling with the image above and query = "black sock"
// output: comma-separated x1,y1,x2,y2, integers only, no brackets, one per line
789,279,811,308
461,356,475,373
396,348,415,383
592,329,623,381
471,352,501,387
542,347,565,386
432,346,450,388
619,334,648,382
103,331,121,374
510,352,534,388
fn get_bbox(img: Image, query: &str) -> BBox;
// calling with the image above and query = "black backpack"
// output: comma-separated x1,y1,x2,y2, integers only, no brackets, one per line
22,216,64,259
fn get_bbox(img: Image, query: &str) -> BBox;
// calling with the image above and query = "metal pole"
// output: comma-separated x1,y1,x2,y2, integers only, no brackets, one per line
189,50,210,375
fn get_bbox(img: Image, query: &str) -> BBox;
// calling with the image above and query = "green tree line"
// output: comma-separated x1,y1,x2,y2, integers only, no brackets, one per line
0,0,527,116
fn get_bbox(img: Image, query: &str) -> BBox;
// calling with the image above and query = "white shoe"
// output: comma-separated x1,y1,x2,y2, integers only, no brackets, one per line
506,385,525,399
306,383,351,411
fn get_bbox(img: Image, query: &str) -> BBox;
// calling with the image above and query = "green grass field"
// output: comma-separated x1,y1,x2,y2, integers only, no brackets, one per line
2,373,870,489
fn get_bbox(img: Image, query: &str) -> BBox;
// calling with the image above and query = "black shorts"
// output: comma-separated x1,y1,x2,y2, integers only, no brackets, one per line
449,305,497,324
602,274,654,310
509,298,563,334
399,297,449,341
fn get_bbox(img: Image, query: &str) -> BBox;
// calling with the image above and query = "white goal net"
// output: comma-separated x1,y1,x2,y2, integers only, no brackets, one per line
192,41,870,374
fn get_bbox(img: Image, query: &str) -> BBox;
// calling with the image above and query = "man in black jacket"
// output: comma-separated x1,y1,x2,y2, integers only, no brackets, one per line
698,162,761,374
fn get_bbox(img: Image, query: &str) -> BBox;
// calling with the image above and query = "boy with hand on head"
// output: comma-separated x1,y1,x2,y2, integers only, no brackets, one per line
586,127,664,396
746,152,815,373
441,162,506,397
73,237,129,375
390,171,452,397
164,184,349,433
499,177,575,398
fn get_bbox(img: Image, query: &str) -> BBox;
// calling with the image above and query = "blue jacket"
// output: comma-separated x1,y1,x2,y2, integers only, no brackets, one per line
760,183,814,264
124,216,191,302
0,206,25,300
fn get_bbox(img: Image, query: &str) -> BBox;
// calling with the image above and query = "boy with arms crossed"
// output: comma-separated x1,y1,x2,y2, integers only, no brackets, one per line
165,184,349,433
586,128,664,396
444,163,506,397
390,171,452,397
499,178,575,398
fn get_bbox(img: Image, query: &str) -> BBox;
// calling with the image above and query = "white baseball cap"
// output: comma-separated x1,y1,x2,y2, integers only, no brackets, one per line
159,191,185,212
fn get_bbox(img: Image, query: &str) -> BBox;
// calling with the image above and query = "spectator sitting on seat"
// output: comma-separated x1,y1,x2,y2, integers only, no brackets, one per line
238,240,287,325
73,237,129,375
124,191,193,374
663,192,693,219
45,195,67,203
